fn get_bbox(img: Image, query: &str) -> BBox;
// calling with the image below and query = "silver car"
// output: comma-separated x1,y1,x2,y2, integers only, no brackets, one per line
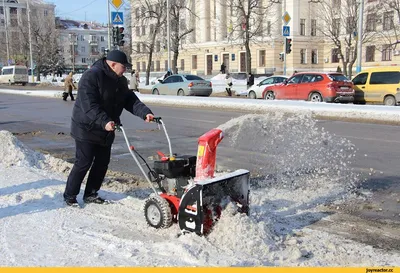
152,74,213,96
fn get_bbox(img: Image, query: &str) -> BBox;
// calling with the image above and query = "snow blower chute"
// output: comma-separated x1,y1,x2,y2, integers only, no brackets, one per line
116,117,250,235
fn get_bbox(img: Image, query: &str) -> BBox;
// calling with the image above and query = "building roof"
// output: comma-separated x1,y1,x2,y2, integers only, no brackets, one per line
56,18,108,31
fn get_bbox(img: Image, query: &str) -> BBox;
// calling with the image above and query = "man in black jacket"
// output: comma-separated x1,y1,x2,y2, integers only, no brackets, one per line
63,50,154,206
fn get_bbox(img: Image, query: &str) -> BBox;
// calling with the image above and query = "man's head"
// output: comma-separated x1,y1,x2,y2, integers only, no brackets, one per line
105,50,132,77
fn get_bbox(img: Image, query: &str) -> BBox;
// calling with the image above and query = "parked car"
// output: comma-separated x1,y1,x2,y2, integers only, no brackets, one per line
352,67,400,106
151,74,212,96
263,72,354,102
246,75,288,99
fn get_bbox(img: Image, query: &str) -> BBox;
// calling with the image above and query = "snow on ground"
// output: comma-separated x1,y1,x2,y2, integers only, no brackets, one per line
1,113,399,266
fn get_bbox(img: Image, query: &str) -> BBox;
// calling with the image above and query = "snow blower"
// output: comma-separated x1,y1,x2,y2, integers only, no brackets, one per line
116,117,250,235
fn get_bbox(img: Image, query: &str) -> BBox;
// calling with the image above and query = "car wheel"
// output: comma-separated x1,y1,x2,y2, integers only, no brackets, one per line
309,92,323,102
152,88,160,95
384,95,396,106
264,91,275,100
248,91,257,99
177,89,185,96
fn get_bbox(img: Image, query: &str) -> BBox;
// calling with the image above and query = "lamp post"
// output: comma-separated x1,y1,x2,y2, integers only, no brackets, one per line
2,0,10,64
356,0,364,73
27,0,34,82
69,33,76,73
166,0,171,71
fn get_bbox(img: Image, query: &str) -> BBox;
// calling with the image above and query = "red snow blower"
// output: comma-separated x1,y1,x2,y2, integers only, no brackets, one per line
116,117,250,235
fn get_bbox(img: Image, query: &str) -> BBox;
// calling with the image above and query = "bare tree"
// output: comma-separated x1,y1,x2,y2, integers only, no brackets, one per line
169,0,195,74
133,0,167,85
374,0,399,55
315,0,376,78
225,0,275,74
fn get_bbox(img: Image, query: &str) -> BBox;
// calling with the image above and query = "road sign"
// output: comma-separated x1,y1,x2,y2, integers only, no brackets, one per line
111,11,124,25
110,0,124,10
282,11,291,25
283,26,290,36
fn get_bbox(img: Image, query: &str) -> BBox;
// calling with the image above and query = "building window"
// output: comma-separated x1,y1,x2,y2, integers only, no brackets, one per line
191,55,197,69
135,8,140,18
0,19,4,27
155,41,160,52
81,46,85,53
331,48,340,63
44,10,48,16
333,18,340,36
300,19,305,36
156,60,160,71
150,24,154,35
366,46,375,62
259,50,266,67
82,58,86,63
141,26,146,35
164,60,168,71
151,61,154,72
383,11,394,30
300,49,306,64
311,49,318,64
10,7,17,15
0,7,3,15
311,19,316,36
22,8,26,15
382,45,392,61
80,35,84,41
136,44,140,53
100,36,105,42
136,27,140,37
366,13,376,32
267,21,271,35
180,59,185,71
136,62,140,72
142,62,146,72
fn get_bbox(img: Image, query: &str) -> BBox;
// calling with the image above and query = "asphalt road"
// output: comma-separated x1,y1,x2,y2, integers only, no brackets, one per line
1,93,399,250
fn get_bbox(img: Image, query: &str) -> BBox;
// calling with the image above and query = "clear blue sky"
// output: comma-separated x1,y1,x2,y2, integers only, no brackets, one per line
48,0,128,24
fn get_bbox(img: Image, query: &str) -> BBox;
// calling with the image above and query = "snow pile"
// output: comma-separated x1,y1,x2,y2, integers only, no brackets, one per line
219,113,359,204
0,130,72,174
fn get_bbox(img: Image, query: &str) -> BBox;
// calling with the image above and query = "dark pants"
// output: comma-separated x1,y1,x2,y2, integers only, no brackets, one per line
64,140,111,199
63,90,74,101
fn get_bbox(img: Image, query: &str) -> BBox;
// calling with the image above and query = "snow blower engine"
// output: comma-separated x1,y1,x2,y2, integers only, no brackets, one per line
116,117,250,235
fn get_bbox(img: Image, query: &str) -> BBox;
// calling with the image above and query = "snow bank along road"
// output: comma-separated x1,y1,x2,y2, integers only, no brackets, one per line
1,88,400,125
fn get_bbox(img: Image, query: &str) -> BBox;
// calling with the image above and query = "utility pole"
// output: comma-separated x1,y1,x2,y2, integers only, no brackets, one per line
283,0,287,76
27,0,34,82
356,0,364,73
107,0,111,50
167,0,171,71
2,0,10,64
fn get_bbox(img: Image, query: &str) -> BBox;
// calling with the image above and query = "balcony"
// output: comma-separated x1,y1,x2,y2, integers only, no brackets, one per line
90,51,99,57
89,40,98,45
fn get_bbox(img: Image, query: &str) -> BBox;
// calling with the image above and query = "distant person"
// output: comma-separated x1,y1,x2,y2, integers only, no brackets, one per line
63,72,77,101
247,73,254,88
220,62,226,74
130,70,139,92
293,70,298,76
225,73,233,96
163,69,172,80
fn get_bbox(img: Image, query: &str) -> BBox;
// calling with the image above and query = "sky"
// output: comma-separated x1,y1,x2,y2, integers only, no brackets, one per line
48,0,129,24
1,107,400,266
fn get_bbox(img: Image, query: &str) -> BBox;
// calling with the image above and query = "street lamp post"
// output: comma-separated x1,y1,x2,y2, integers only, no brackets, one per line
27,0,34,82
2,0,10,64
166,0,171,71
356,0,364,73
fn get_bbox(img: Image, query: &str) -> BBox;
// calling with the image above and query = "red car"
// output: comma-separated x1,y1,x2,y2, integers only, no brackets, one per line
262,72,355,102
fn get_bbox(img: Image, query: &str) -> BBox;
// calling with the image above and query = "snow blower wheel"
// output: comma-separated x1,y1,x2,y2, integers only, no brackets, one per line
144,195,173,229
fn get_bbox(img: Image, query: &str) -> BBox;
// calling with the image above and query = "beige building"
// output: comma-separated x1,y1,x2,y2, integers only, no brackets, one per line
130,0,400,77
0,0,55,67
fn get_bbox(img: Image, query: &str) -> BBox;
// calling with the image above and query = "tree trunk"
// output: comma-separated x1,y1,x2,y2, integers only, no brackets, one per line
36,65,41,82
173,51,179,74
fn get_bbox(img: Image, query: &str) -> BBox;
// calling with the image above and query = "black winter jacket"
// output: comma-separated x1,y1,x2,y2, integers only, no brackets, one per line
70,58,153,146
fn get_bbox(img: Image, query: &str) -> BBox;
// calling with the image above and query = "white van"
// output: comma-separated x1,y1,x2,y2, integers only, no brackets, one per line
0,65,29,85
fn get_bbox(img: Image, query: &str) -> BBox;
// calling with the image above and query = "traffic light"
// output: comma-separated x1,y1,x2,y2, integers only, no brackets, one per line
285,38,292,54
112,27,118,46
117,27,125,47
